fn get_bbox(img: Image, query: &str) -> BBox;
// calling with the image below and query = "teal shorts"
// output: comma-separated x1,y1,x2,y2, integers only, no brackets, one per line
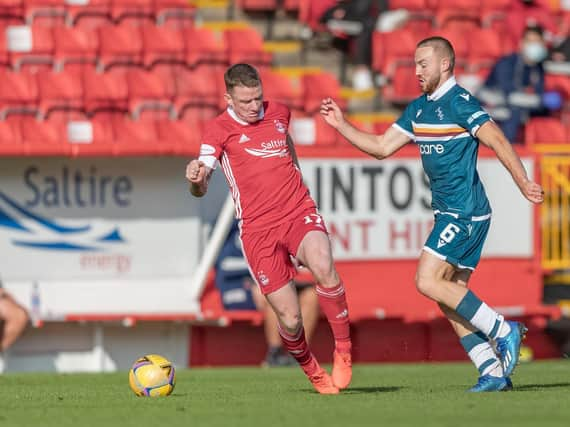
424,214,490,270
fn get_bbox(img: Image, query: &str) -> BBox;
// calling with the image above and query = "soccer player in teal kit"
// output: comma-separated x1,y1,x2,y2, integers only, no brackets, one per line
321,37,544,392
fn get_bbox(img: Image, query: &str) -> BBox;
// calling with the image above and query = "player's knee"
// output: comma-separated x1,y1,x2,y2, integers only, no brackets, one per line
415,275,436,298
278,312,303,335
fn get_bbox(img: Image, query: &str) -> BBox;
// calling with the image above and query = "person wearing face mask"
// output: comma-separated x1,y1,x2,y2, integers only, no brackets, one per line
478,25,559,143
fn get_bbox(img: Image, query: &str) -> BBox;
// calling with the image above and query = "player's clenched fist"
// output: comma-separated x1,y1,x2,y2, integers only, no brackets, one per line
186,160,206,184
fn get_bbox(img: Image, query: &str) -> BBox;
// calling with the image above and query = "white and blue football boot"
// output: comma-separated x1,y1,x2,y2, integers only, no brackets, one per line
496,321,528,377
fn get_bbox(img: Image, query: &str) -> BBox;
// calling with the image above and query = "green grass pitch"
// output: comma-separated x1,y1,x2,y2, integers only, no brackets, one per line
1,360,569,427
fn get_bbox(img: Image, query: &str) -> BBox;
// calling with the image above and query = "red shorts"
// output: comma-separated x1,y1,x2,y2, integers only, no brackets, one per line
240,206,328,295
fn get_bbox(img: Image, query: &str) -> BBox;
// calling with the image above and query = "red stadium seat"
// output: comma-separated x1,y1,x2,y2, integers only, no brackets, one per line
97,24,143,70
7,24,54,71
224,27,273,67
525,117,569,146
153,0,195,28
127,68,172,119
0,119,25,156
24,0,66,26
259,69,303,111
53,26,98,71
301,71,345,114
382,62,420,105
83,68,129,115
173,66,224,117
468,28,513,77
111,0,153,25
20,116,69,155
142,24,185,68
37,70,84,119
68,117,117,156
0,26,9,66
289,112,338,146
545,73,570,103
156,119,201,156
112,116,160,155
0,69,39,119
183,27,227,68
435,8,480,32
66,0,112,29
372,28,417,76
297,0,336,32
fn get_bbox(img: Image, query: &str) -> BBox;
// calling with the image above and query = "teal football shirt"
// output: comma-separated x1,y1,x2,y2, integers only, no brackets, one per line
394,77,493,220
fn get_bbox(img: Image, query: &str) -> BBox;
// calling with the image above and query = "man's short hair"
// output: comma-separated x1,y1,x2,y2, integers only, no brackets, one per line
224,63,262,92
523,24,544,39
416,36,456,72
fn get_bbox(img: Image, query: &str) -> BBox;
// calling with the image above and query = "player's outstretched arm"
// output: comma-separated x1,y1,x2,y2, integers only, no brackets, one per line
320,98,410,159
186,159,212,197
477,121,544,204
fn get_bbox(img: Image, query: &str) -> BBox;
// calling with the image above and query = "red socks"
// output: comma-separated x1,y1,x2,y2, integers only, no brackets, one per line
279,326,319,376
316,282,352,354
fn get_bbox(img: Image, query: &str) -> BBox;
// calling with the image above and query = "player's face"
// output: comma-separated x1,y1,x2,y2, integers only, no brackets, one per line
415,46,443,94
226,84,264,123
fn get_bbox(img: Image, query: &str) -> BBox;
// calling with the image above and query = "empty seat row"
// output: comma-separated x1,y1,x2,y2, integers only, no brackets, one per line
0,0,195,27
0,66,346,119
0,115,202,156
525,117,570,147
0,24,273,71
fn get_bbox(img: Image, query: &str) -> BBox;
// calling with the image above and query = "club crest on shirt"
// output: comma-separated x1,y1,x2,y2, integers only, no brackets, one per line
274,120,287,134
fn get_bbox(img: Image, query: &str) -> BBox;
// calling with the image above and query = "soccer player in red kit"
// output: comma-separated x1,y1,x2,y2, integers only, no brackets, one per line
186,63,352,394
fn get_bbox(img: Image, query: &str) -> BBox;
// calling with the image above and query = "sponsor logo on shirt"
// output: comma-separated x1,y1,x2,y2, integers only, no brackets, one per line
419,143,445,154
244,139,289,158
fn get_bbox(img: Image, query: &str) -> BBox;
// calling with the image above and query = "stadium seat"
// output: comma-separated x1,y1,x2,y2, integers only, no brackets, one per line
224,27,273,67
142,24,185,68
0,119,25,156
127,68,172,119
301,71,345,114
20,116,69,155
183,27,227,68
37,70,84,119
382,62,419,105
297,0,336,33
68,117,117,156
545,73,570,103
0,69,39,119
97,24,143,70
83,68,129,116
524,117,569,146
7,24,55,71
111,0,154,25
112,116,160,155
24,0,67,26
468,28,513,77
435,8,481,32
371,28,417,77
0,26,9,66
0,1,24,25
173,65,224,117
53,26,99,71
156,119,201,156
66,0,112,29
153,0,195,27
259,69,303,111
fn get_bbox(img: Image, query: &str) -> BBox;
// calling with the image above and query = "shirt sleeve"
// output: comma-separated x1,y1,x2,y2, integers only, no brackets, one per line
452,93,491,137
198,121,224,169
393,101,416,140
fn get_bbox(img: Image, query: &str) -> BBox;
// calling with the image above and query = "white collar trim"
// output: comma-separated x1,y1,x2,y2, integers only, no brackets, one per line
427,76,456,102
227,105,265,125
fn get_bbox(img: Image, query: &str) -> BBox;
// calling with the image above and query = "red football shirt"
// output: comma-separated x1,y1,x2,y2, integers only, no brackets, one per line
198,101,315,231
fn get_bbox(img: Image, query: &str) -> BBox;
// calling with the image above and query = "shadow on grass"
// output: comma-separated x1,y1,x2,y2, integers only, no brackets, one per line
511,382,570,392
302,386,401,394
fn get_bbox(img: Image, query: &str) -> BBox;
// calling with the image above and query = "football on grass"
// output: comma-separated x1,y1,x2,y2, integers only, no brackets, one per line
128,354,176,397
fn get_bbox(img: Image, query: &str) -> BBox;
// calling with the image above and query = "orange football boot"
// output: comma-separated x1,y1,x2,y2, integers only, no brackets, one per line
332,350,352,389
308,368,340,395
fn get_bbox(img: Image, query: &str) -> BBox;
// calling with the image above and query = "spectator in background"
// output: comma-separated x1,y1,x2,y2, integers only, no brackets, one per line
214,220,320,367
319,1,388,90
479,25,560,143
0,282,29,353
